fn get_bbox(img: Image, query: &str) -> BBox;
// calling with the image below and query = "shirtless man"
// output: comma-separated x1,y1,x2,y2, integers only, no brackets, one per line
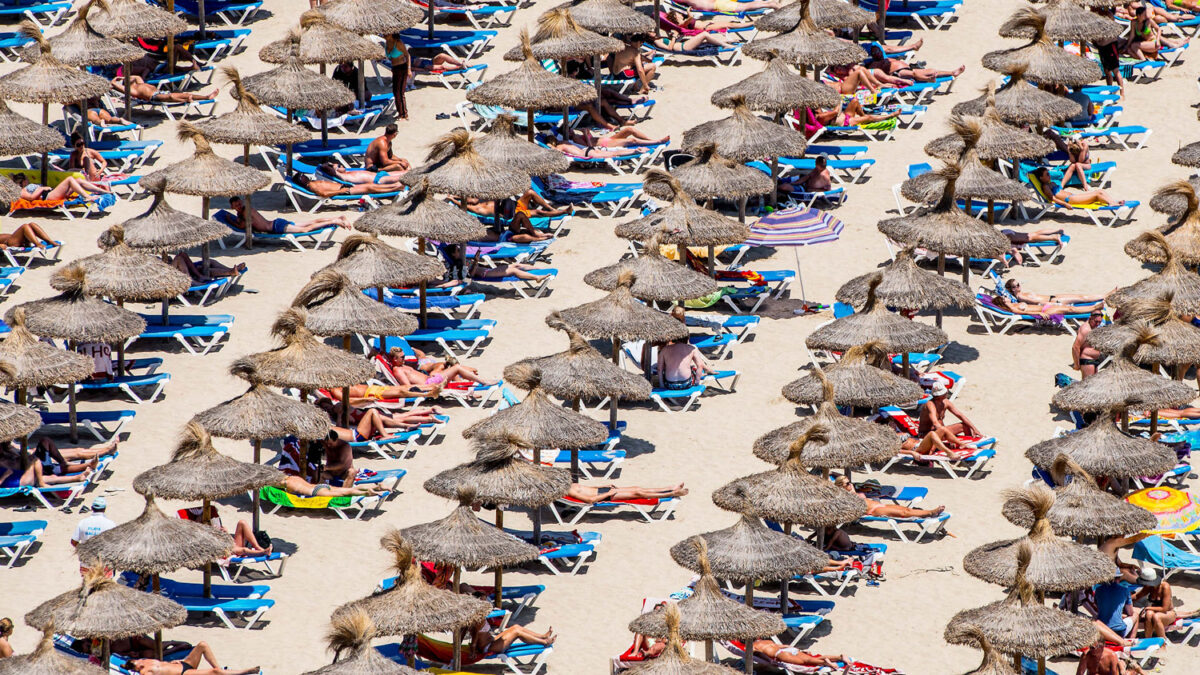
1077,641,1142,675
318,162,406,185
128,641,259,675
366,124,409,172
780,155,831,196
110,76,216,105
865,45,964,84
918,382,982,446
566,483,688,503
609,37,657,94
1073,311,1105,379
228,196,349,234
751,641,846,669
656,334,713,389
292,174,399,198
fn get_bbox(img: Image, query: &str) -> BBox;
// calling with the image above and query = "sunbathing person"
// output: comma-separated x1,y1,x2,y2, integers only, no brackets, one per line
919,382,984,448
1116,1,1190,23
812,97,901,128
292,173,399,198
64,136,111,182
865,45,964,84
574,126,669,149
30,437,118,477
228,197,350,234
1123,4,1186,58
318,162,407,186
630,601,669,659
110,76,216,104
657,332,715,389
1077,639,1147,675
450,196,555,244
672,0,779,11
1060,138,1092,189
1001,228,1068,266
778,155,832,195
11,172,110,201
823,63,890,94
833,476,945,518
0,221,56,249
990,294,1104,319
324,384,442,408
128,641,259,675
1003,278,1108,306
0,444,93,488
282,472,383,497
566,483,688,504
76,101,131,128
383,347,499,387
407,53,467,86
461,251,553,281
548,136,641,159
665,8,755,31
750,642,846,669
1028,168,1126,207
183,505,271,557
467,621,556,657
170,253,246,284
651,31,738,53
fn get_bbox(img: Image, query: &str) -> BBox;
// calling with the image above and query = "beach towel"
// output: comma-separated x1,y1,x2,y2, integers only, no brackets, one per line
8,197,66,212
683,287,739,309
259,485,354,510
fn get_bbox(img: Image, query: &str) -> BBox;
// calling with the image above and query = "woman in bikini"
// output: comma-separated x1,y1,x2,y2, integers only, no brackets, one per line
316,396,440,442
11,172,110,202
1001,228,1068,266
450,195,556,244
565,482,689,504
990,293,1103,319
65,136,110,182
385,347,498,387
833,476,946,518
1029,167,1126,208
664,8,754,32
892,427,973,461
750,641,847,669
865,45,964,84
1124,4,1186,58
811,97,901,127
549,137,641,159
468,621,556,657
0,221,56,249
823,63,893,95
1060,139,1092,190
651,30,737,53
30,437,118,478
0,444,94,489
1003,278,1110,306
572,127,670,149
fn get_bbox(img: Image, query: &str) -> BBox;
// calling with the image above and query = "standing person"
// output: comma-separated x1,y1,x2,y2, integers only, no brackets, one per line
1092,9,1126,97
385,34,409,119
0,618,13,659
1073,311,1104,379
71,497,115,547
366,124,409,172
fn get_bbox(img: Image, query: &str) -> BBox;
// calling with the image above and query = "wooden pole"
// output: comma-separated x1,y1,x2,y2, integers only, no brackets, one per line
243,144,254,249
452,566,463,670
202,498,213,598
252,439,262,531
67,340,78,443
40,103,48,185
493,509,504,609
743,583,755,674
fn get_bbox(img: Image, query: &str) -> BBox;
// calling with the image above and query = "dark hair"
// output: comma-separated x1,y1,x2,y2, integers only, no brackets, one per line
1004,279,1018,292
229,195,243,206
0,618,12,638
814,155,827,167
12,173,25,184
385,124,398,135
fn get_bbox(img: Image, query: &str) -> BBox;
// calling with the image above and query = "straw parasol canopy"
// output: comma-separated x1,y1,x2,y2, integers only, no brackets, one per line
507,312,652,402
584,234,719,301
0,625,109,675
757,0,873,32
1152,176,1200,217
806,275,949,354
952,72,1082,127
76,494,233,574
260,10,384,64
1025,413,1178,480
292,268,418,338
242,52,357,111
615,171,750,246
925,112,1054,163
982,9,1101,85
118,179,229,254
670,515,830,583
195,67,311,147
355,179,488,242
88,0,186,38
475,114,572,176
466,30,597,112
710,53,841,112
0,307,93,388
836,247,975,311
20,0,142,66
462,363,609,447
630,537,786,641
713,425,868,526
744,9,867,66
625,603,743,675
192,358,332,441
241,309,374,391
1110,232,1200,315
7,265,145,344
682,97,807,162
1003,455,1157,537
424,433,572,508
402,129,530,201
646,143,773,201
303,610,421,675
502,8,623,61
557,269,691,343
951,626,1018,675
26,567,186,638
1086,294,1200,366
140,123,270,197
334,532,492,637
0,99,68,156
557,0,656,34
781,341,923,409
947,540,1098,658
319,0,423,35
997,0,1121,42
0,170,19,206
326,235,446,289
962,487,1119,592
1051,329,1196,413
133,421,284,500
0,363,45,440
69,225,191,302
1126,183,1200,266
400,487,540,569
0,22,111,104
1172,141,1200,168
900,152,1031,205
879,165,1012,259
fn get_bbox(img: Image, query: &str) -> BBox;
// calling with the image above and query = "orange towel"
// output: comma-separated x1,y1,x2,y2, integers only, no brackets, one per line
9,197,66,212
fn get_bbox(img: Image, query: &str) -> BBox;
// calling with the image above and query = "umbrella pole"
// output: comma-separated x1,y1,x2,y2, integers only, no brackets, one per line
902,352,911,381
494,509,504,609
418,236,429,329
356,59,366,106
1121,409,1129,433
286,109,295,176
987,198,995,226
452,566,463,670
124,63,133,120
532,448,542,547
707,245,715,278
737,197,746,224
960,253,969,285
526,109,534,143
201,197,212,277
115,300,126,376
593,54,603,111
654,0,661,37
67,340,78,443
1150,410,1158,436
609,395,619,430
341,336,352,429
320,67,329,148
167,0,176,74
243,146,255,250
198,0,207,39
426,0,435,40
40,103,48,185
102,638,111,672
78,99,89,150
743,582,755,674
705,639,713,663
780,523,791,610
935,253,944,328
153,575,163,659
202,498,213,598
561,106,569,139
252,439,262,531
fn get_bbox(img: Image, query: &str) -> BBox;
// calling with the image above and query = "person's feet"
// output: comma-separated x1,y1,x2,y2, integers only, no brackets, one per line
908,37,924,51
929,506,946,516
952,65,965,77
86,457,99,471
204,89,219,100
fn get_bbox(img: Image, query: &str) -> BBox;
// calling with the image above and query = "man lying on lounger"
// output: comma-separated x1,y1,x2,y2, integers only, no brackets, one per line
315,397,442,442
292,173,399,198
750,642,847,669
318,162,407,186
109,76,217,105
128,641,259,675
565,482,688,503
228,196,350,234
833,476,945,518
864,45,965,85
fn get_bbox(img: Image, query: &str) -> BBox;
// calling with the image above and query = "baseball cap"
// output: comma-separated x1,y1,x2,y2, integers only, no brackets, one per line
91,496,106,511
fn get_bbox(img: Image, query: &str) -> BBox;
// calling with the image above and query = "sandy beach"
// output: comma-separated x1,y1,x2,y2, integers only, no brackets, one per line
2,0,1200,672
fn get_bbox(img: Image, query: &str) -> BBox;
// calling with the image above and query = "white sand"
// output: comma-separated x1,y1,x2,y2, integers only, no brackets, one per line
3,0,1200,672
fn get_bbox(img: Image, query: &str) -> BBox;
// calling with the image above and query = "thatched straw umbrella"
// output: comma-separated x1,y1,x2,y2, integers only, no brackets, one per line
1126,183,1200,266
1110,232,1200,316
0,307,93,400
557,269,691,367
260,10,384,67
321,0,422,36
757,0,873,32
0,99,67,157
8,265,145,441
140,122,270,223
1172,141,1200,168
462,363,609,452
744,1,866,68
466,30,596,141
952,72,1082,127
403,129,529,201
475,114,572,176
325,234,446,329
26,568,186,668
1086,294,1200,370
243,34,357,149
356,179,487,243
560,0,656,35
878,164,1011,282
682,96,807,163
781,341,923,409
925,112,1054,163
334,532,492,668
806,276,948,374
962,487,1117,592
710,52,841,113
292,268,418,342
0,362,44,441
1152,176,1200,217
70,225,191,302
119,179,228,255
502,9,622,109
983,9,1101,86
628,603,742,675
950,626,1018,675
0,624,108,675
1003,455,1157,537
86,0,185,119
836,247,975,312
948,540,1098,665
584,233,720,301
242,308,374,392
0,22,109,182
304,609,421,675
648,143,772,223
630,537,785,662
900,152,1032,220
1025,413,1178,480
998,0,1121,42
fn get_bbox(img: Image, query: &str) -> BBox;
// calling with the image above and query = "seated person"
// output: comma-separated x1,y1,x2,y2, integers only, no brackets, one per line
630,601,668,659
182,505,270,558
30,437,118,478
609,37,659,95
109,75,216,104
281,472,384,497
1001,228,1068,266
779,155,832,195
833,476,945,518
1060,138,1092,190
0,444,94,488
170,253,246,284
1027,167,1126,207
988,293,1103,318
750,642,846,669
1131,574,1200,640
449,195,556,244
0,221,56,249
865,45,964,85
128,641,260,675
565,482,689,503
657,333,715,389
1078,640,1147,675
671,0,780,11
466,621,556,657
1123,4,1186,58
383,347,499,387
1003,278,1109,306
366,125,410,173
228,196,350,234
317,162,406,186
919,382,983,447
64,135,111,182
11,172,110,201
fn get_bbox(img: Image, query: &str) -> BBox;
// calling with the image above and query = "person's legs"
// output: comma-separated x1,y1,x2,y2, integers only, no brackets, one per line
439,364,498,386
869,503,945,518
232,520,268,555
908,66,964,81
356,409,388,440
870,68,912,87
608,484,687,500
431,53,465,70
348,183,399,195
163,89,218,104
488,625,556,653
683,32,734,50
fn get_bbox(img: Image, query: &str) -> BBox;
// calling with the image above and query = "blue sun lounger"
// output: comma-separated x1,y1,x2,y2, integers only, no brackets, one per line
551,494,677,524
172,0,263,26
284,138,371,164
128,315,232,355
855,486,952,542
45,140,162,173
0,519,45,567
538,448,625,480
0,453,116,509
377,639,553,675
363,288,484,319
212,210,338,251
471,267,557,299
180,28,250,65
39,411,134,442
45,372,171,404
0,1,69,27
135,575,276,630
399,28,497,61
1134,535,1200,581
529,175,641,217
0,30,32,61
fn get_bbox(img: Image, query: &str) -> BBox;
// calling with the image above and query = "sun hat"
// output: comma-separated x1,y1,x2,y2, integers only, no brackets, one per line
930,382,949,397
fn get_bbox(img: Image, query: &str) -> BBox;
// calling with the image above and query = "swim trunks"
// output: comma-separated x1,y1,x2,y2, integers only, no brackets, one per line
664,379,693,390
373,171,389,184
271,218,290,235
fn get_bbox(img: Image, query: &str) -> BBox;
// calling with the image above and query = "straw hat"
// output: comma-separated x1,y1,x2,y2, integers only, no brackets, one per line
682,96,807,161
1003,455,1157,537
625,603,743,675
983,9,1101,85
616,171,750,246
506,312,652,402
132,422,284,500
402,129,530,201
242,51,356,111
744,5,866,66
19,0,142,66
325,235,446,289
953,73,1082,127
1052,328,1196,412
501,8,623,61
878,164,1012,259
900,152,1031,205
584,234,720,302
1126,183,1200,266
474,114,572,176
118,181,229,254
87,0,186,38
836,247,975,311
1025,413,1178,480
710,53,841,112
26,567,186,638
303,610,421,675
466,30,596,111
558,0,656,34
7,265,146,344
240,309,374,391
292,268,417,338
557,269,692,342
195,67,310,147
70,225,192,302
0,307,94,388
998,0,1121,42
0,99,67,156
1087,294,1200,366
355,179,488,243
260,11,384,64
319,0,422,34
0,625,109,675
806,275,949,354
76,494,233,575
140,122,270,197
424,433,572,508
925,112,1054,163
781,341,924,408
400,487,540,570
462,363,609,448
670,515,830,583
0,22,111,104
1111,232,1200,315
649,143,773,201
191,358,332,441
